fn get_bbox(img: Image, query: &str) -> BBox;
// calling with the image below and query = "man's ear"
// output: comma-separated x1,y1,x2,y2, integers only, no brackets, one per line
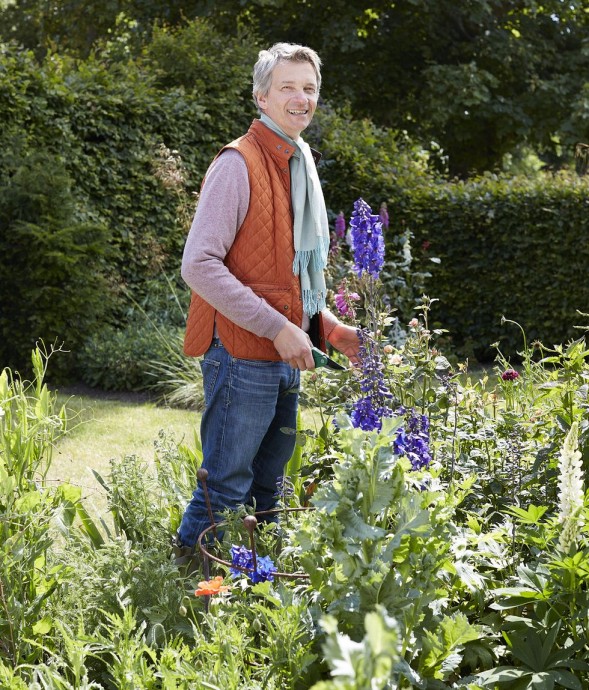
256,93,267,110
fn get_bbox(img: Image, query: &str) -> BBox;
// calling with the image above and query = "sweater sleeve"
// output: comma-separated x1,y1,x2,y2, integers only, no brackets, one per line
181,149,289,341
321,308,340,341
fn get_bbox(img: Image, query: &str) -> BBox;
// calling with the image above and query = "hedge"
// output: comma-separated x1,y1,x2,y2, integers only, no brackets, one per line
392,172,589,360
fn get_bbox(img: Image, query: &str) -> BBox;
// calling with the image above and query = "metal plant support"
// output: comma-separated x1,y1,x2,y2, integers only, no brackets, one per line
195,468,312,582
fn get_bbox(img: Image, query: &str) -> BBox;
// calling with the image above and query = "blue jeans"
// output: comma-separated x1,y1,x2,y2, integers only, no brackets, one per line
178,338,300,548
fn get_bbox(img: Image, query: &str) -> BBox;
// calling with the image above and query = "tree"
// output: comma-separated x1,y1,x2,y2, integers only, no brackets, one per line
199,0,589,175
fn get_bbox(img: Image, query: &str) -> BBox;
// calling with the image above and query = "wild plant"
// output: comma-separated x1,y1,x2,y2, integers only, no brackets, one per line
311,606,403,690
476,423,589,688
288,418,487,686
153,428,203,537
93,453,172,548
0,347,72,668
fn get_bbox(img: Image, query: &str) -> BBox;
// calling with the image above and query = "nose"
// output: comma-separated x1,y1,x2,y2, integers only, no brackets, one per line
292,89,309,103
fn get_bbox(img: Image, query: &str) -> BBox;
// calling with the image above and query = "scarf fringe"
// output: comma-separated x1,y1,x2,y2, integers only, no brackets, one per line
302,288,326,316
292,237,330,275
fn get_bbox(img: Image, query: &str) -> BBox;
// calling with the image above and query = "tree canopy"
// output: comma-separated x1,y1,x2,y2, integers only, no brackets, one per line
1,0,588,176
201,0,589,176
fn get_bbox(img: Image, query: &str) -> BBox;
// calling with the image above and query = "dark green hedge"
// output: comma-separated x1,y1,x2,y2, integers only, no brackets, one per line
0,25,258,378
392,173,589,361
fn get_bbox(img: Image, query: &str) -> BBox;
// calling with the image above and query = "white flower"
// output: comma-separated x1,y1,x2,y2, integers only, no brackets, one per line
557,422,585,554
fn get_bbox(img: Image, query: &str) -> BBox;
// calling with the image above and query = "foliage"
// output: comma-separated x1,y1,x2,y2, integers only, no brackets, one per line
201,0,589,175
0,150,113,380
5,293,589,687
0,348,77,668
393,171,589,361
78,321,174,392
4,0,589,174
309,104,436,218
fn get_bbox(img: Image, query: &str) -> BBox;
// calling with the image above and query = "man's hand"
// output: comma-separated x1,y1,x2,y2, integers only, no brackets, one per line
328,323,361,366
273,322,316,370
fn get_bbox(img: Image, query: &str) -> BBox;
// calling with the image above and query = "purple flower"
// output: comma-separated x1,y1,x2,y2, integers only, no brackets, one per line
351,396,384,432
230,545,252,576
334,282,360,317
393,408,432,470
351,328,393,432
501,369,520,381
230,544,275,583
335,211,347,238
252,555,275,584
349,198,385,279
275,475,294,500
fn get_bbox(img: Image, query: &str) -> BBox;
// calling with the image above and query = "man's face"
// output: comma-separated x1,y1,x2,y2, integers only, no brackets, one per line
257,60,318,139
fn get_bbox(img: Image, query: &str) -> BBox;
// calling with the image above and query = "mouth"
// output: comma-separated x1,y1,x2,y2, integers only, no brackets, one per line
288,109,308,115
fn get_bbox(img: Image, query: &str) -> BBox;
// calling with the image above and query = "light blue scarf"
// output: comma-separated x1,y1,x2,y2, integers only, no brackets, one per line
260,114,329,316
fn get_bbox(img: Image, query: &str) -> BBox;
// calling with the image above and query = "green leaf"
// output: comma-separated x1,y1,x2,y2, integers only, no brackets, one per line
551,670,583,690
14,489,42,512
477,666,529,685
32,616,53,635
76,502,105,548
508,628,546,672
507,504,549,524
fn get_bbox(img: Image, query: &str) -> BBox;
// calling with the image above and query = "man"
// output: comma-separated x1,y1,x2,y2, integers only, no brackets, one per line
175,43,360,558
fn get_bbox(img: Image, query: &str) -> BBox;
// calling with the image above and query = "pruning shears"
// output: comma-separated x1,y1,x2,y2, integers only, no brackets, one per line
311,346,346,371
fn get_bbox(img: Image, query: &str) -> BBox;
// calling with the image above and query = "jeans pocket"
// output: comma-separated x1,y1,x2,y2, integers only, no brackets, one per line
200,357,221,406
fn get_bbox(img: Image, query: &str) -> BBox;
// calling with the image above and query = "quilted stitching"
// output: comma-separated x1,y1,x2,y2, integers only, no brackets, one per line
184,120,308,360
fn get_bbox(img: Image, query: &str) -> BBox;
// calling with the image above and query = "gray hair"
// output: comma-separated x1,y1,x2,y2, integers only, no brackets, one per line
252,42,322,109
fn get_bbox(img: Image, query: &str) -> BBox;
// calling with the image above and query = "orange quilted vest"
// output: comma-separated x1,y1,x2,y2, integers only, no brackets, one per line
183,119,324,360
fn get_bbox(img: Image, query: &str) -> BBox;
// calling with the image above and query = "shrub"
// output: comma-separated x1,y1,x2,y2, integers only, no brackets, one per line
0,151,113,380
393,171,589,360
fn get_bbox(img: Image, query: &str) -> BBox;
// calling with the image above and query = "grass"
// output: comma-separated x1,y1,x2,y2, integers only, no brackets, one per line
50,390,199,519
49,383,326,522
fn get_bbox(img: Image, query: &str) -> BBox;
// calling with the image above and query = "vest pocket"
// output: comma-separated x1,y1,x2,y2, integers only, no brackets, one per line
249,283,293,315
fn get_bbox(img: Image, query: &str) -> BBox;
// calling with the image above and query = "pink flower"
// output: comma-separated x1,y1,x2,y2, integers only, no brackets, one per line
408,318,419,329
379,202,389,229
335,284,360,317
335,211,346,238
501,369,520,381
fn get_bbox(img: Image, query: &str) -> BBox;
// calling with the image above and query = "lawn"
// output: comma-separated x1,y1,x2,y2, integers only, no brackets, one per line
51,387,198,518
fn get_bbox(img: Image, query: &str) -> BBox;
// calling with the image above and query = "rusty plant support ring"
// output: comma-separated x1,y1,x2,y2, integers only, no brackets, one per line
195,465,314,581
196,507,314,581
197,467,218,541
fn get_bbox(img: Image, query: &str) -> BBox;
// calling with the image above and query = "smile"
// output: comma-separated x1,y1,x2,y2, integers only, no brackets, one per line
288,109,308,115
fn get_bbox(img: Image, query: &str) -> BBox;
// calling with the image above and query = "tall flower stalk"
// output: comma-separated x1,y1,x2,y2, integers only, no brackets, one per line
557,422,584,555
349,198,385,281
351,328,393,431
347,198,390,431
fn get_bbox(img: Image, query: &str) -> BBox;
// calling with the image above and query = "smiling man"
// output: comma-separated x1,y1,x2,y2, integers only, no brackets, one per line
175,43,360,565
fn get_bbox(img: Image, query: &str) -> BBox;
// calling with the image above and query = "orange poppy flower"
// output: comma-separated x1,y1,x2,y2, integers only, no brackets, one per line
194,575,231,597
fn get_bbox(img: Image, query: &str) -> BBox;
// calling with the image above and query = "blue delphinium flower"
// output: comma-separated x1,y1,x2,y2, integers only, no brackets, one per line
393,408,432,470
351,328,393,432
274,475,295,501
230,545,252,576
230,544,275,583
349,198,385,279
252,555,275,584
